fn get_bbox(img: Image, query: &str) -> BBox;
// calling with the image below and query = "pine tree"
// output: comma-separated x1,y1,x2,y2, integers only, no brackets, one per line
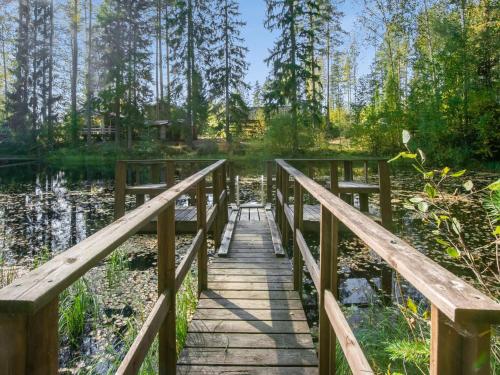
205,0,248,143
264,0,308,152
170,0,211,143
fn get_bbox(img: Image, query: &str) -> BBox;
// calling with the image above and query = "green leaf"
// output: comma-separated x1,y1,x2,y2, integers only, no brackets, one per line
463,180,473,191
412,164,425,175
402,130,411,145
388,152,403,163
409,197,424,203
441,167,450,177
423,171,434,179
417,149,426,163
452,218,461,234
401,152,417,159
487,179,500,191
451,170,466,177
435,238,449,246
493,226,500,236
417,202,429,212
403,203,416,211
407,298,418,314
424,183,437,199
446,247,460,258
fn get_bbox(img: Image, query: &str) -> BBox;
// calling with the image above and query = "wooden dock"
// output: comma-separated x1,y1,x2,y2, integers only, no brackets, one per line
177,207,318,374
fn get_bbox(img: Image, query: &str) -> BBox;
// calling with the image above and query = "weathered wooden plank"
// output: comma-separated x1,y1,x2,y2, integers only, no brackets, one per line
184,332,314,349
211,258,290,264
197,298,303,310
207,274,292,283
178,348,317,366
193,308,306,321
188,320,311,334
217,209,238,257
265,205,285,257
218,252,275,258
210,263,291,269
200,290,300,300
177,366,318,375
207,282,294,291
207,269,293,276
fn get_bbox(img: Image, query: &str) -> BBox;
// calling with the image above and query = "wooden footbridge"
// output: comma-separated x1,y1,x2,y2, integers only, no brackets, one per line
0,159,499,374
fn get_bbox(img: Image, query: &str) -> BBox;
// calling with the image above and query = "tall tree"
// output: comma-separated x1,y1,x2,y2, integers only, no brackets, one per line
70,0,79,145
85,0,93,145
206,0,248,143
264,0,308,152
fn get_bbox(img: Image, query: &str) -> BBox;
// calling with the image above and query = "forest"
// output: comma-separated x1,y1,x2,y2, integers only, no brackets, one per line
0,1,499,374
0,0,497,165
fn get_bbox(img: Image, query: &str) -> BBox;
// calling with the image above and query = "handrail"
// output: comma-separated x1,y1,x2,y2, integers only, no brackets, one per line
0,159,229,374
277,159,499,323
275,158,500,374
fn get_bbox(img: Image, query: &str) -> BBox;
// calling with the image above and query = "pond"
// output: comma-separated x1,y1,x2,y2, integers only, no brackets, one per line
0,161,497,372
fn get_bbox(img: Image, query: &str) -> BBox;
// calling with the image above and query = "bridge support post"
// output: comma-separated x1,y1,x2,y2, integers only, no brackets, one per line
329,160,339,196
229,162,236,203
266,160,274,204
221,162,228,225
341,160,353,205
378,160,393,301
430,305,491,375
197,179,207,294
213,168,222,248
165,160,176,187
158,203,176,374
293,181,303,294
281,169,289,244
114,161,127,219
319,205,338,375
0,298,59,375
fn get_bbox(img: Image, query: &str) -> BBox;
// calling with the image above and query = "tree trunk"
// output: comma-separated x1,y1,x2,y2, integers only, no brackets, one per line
48,0,54,148
186,0,194,145
85,0,93,146
325,24,331,130
224,0,231,143
1,23,9,119
71,0,78,145
289,1,298,153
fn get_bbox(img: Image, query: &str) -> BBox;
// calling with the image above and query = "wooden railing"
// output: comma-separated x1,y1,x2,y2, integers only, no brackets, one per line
275,159,500,374
267,157,392,227
0,159,228,374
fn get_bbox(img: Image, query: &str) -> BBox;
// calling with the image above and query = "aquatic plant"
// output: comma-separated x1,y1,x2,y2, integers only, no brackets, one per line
0,253,18,288
176,270,198,353
33,246,52,269
335,304,430,374
59,278,99,348
105,247,128,287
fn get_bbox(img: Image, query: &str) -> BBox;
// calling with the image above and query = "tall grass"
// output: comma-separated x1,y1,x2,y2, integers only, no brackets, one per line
105,247,128,287
335,304,430,375
0,253,18,288
59,278,99,348
176,271,198,353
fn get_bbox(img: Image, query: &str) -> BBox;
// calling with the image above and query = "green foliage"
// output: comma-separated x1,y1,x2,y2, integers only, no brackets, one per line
264,112,314,154
176,271,198,353
335,305,430,374
105,248,127,287
59,278,98,348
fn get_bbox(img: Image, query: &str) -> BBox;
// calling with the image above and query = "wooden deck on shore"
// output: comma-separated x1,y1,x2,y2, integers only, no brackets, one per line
177,208,318,374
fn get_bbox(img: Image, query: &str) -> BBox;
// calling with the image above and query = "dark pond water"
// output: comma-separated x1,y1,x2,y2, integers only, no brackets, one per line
0,161,497,371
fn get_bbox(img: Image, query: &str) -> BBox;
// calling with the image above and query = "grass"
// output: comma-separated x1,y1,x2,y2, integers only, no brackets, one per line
335,304,430,375
105,247,128,287
0,253,18,288
59,278,99,348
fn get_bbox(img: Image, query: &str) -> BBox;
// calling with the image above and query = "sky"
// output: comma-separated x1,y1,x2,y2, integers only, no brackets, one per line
238,0,375,86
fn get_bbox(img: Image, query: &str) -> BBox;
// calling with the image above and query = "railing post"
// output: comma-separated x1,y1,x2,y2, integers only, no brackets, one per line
165,160,176,188
430,305,491,374
221,162,228,225
266,160,274,204
293,180,303,293
151,164,160,183
378,160,392,230
378,160,393,301
229,161,236,204
114,161,127,219
330,160,339,195
197,178,208,294
276,164,282,230
212,168,222,248
319,205,338,375
0,298,59,375
134,165,145,208
342,160,353,205
158,203,176,374
281,168,289,244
